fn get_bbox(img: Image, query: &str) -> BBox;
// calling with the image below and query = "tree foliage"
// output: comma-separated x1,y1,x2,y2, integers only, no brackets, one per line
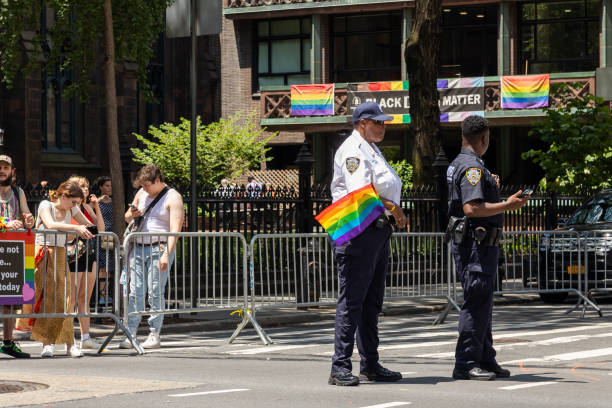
389,160,414,191
0,0,172,100
522,85,612,194
131,111,276,190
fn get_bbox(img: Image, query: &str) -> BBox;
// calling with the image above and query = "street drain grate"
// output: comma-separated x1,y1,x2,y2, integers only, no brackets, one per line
493,338,530,344
0,380,49,394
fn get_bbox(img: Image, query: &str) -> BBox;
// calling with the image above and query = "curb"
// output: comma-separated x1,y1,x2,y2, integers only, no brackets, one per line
87,294,540,338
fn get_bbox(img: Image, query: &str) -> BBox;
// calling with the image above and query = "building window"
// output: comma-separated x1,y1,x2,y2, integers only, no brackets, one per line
439,5,498,77
41,6,80,153
331,12,402,83
519,0,600,74
256,18,311,89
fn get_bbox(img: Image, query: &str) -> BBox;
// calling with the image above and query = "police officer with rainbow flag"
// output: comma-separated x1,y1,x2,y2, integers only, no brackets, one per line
318,101,406,386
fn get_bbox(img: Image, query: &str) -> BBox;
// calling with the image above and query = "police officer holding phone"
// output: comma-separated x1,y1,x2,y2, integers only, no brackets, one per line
447,116,529,381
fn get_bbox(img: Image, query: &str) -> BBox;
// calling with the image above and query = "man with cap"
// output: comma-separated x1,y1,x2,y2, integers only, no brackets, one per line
0,155,35,358
447,116,529,380
328,101,407,386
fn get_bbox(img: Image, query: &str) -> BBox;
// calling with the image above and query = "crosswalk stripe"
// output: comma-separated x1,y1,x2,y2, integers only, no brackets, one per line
169,389,250,397
416,332,612,359
227,344,319,355
499,382,558,390
359,402,411,408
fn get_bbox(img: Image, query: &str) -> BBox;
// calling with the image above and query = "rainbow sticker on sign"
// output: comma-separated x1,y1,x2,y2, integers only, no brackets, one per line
0,231,35,305
290,84,335,116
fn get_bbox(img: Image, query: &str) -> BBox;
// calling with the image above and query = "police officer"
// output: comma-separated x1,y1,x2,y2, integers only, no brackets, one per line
328,101,407,386
447,115,529,381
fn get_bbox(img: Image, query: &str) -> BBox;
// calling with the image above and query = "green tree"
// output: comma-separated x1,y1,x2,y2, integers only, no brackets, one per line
389,160,414,191
131,111,276,190
522,86,612,194
0,0,172,237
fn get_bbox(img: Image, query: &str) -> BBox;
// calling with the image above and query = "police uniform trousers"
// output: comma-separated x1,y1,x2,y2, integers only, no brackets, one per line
330,223,392,374
452,239,499,370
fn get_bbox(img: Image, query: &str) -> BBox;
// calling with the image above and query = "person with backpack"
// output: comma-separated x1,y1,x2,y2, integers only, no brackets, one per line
0,155,34,358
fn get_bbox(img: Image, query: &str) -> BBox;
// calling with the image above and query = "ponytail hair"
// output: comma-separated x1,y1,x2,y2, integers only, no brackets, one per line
49,180,84,202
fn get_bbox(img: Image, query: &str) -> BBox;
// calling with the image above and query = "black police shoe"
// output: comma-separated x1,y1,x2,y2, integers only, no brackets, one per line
481,363,511,378
359,366,403,382
452,367,496,381
328,371,359,386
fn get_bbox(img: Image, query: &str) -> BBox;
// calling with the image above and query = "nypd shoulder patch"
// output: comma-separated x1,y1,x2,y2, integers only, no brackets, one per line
465,168,482,186
345,157,361,174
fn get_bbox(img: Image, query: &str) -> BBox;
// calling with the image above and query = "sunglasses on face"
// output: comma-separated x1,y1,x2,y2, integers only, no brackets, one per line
365,119,385,126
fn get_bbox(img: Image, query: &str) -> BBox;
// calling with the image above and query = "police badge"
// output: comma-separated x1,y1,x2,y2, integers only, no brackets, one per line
465,168,482,186
345,157,360,174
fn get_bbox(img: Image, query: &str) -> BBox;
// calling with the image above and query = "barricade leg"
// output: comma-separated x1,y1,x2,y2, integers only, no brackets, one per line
228,309,273,345
433,296,461,325
563,289,603,318
97,315,145,355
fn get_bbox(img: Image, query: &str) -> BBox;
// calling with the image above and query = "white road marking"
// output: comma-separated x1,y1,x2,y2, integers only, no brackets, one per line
227,344,319,355
400,372,416,375
416,332,612,359
169,388,250,397
545,347,612,361
502,347,612,365
499,382,558,390
359,402,411,408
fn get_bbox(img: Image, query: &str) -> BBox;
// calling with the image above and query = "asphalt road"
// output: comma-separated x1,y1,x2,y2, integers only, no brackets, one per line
3,300,612,408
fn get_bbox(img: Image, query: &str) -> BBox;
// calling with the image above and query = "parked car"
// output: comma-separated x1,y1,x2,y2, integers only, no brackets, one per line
535,189,612,303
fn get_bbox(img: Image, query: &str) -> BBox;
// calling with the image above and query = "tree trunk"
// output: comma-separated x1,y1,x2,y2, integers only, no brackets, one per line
103,0,126,239
405,0,442,184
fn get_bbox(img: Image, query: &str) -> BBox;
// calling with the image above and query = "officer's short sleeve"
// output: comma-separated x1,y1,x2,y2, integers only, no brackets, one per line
341,153,372,194
459,167,485,205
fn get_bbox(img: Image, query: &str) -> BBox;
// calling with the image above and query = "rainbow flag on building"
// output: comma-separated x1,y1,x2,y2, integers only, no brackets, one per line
290,84,334,116
315,184,385,245
501,74,549,109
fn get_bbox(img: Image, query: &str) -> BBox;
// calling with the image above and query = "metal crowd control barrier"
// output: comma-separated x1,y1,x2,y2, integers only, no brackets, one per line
120,232,264,352
0,230,125,354
244,232,458,344
577,229,612,314
436,229,603,324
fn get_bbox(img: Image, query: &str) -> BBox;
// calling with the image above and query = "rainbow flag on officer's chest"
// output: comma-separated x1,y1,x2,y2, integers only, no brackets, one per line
315,184,385,245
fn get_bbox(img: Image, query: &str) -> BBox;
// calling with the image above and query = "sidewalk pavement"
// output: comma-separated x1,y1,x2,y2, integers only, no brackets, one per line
84,293,541,338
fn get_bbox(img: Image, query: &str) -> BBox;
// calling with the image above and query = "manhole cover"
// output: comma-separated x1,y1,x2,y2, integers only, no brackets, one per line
0,380,48,394
493,338,530,344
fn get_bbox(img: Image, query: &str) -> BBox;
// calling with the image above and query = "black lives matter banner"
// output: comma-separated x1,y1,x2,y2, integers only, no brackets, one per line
347,78,485,123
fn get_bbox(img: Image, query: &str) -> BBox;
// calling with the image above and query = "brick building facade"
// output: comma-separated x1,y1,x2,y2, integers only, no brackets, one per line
221,0,612,185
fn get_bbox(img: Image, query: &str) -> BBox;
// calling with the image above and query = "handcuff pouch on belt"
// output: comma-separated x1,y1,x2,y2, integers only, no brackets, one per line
471,226,502,246
446,216,467,244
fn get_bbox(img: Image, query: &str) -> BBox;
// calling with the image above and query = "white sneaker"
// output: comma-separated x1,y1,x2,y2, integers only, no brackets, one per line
80,338,101,350
119,337,133,349
142,332,161,349
41,345,54,358
68,344,83,358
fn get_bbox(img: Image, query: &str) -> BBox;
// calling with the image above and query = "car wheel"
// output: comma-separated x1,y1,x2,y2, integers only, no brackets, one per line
539,292,568,303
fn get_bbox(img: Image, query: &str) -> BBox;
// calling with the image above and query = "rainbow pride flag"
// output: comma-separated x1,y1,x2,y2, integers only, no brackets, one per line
315,184,385,245
290,84,334,116
501,74,549,109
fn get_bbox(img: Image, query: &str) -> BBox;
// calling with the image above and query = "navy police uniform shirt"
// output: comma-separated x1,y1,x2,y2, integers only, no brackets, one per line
447,147,503,227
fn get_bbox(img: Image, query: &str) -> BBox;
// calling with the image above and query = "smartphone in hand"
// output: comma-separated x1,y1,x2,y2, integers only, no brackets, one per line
87,226,99,235
518,188,533,198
